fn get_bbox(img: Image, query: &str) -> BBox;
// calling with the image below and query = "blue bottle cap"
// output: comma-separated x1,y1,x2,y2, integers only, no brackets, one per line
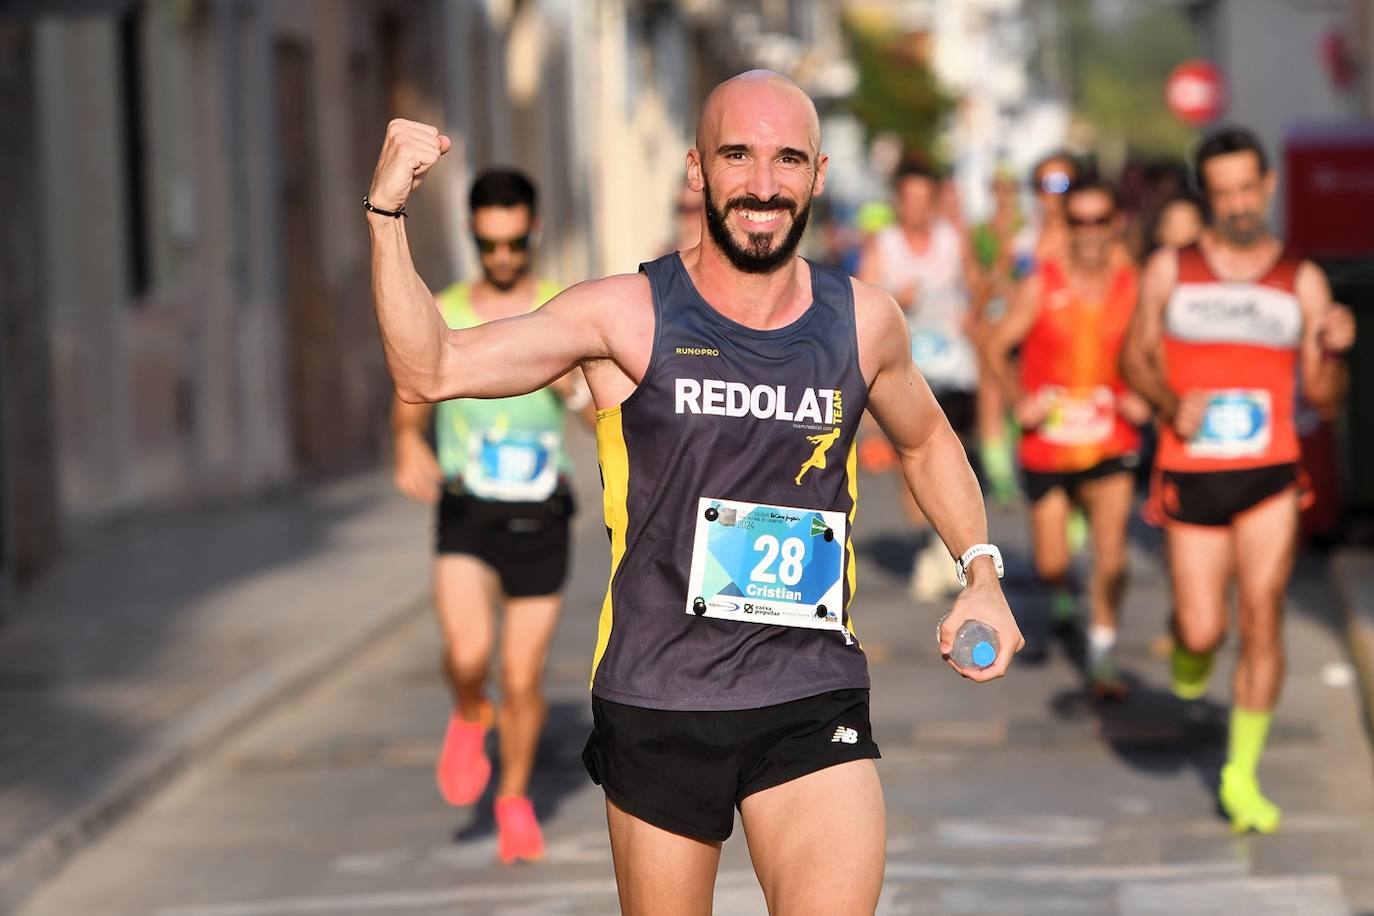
971,641,996,668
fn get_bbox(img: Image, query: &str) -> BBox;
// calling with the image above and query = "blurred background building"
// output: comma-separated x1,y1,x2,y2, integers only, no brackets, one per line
1,0,1372,600
0,0,850,596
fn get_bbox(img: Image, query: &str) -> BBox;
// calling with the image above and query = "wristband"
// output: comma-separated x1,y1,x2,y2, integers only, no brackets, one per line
363,194,406,219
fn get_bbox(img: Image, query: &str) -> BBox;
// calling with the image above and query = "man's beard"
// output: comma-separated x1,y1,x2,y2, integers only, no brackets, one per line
702,177,810,275
1215,211,1266,247
485,265,527,293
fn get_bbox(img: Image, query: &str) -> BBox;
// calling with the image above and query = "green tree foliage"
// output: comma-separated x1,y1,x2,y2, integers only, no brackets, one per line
844,18,954,163
1066,0,1201,158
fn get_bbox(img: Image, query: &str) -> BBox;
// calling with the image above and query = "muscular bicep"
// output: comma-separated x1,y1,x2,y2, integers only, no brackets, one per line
867,350,947,455
425,275,642,403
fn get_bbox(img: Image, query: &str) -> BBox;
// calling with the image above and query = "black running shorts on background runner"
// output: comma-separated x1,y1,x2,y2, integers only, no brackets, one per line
1022,454,1138,505
435,486,575,597
935,389,976,436
581,689,880,841
1158,463,1298,528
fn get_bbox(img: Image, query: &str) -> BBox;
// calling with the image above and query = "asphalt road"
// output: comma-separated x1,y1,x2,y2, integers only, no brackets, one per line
16,432,1374,916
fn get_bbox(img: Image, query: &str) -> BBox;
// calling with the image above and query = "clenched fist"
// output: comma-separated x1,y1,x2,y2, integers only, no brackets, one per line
393,430,443,505
1171,390,1211,440
367,119,452,212
1318,303,1357,356
1014,391,1049,430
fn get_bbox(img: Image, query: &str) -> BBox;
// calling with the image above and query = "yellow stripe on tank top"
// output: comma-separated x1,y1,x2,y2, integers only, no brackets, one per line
844,440,860,640
589,405,631,686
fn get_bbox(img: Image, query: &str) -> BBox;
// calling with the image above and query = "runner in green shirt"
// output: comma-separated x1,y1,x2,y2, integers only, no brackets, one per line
391,169,590,865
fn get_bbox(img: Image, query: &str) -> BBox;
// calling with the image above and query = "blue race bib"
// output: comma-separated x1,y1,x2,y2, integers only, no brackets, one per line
1187,389,1272,460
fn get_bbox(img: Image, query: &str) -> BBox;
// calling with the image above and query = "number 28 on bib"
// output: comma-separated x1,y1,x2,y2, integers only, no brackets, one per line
685,497,848,635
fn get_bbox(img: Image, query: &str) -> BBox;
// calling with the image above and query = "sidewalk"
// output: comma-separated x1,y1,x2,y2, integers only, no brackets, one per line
0,472,431,913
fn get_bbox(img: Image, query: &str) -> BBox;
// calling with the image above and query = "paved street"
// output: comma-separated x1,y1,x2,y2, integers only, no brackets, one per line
14,431,1374,916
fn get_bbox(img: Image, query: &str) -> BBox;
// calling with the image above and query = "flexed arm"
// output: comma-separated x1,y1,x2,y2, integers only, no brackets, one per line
365,119,456,402
366,119,613,403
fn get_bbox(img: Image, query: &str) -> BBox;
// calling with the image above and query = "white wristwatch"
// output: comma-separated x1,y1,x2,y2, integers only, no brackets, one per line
955,543,1004,588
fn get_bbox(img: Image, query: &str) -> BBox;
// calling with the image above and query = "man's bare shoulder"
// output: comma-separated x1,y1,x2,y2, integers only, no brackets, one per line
850,276,908,379
1294,258,1332,296
1142,246,1180,284
548,272,654,372
549,271,652,313
850,276,904,327
1292,261,1335,330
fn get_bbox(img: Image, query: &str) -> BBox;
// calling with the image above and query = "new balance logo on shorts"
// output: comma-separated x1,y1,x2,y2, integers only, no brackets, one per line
831,726,859,745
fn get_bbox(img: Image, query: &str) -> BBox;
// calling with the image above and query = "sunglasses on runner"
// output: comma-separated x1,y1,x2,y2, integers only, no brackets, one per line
1067,212,1114,228
474,234,531,254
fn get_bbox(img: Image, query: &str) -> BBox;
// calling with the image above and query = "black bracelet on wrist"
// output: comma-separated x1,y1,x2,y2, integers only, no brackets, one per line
363,195,406,219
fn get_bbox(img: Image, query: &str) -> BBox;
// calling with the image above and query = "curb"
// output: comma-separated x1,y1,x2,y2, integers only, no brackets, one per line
0,590,428,914
1331,549,1374,743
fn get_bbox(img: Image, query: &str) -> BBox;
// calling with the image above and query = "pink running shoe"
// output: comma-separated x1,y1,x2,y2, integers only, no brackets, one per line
495,795,545,865
435,703,492,806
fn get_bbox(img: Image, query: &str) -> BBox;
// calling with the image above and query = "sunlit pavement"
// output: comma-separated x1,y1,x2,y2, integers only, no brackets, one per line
16,431,1374,916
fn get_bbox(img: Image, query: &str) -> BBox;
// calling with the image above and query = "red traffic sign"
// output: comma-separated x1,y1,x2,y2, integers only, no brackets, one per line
1166,60,1226,126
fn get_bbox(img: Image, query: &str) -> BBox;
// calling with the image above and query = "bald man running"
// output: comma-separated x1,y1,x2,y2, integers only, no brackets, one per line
366,71,1023,915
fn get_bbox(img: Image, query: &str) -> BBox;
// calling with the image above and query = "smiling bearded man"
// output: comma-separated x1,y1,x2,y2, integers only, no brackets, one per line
364,69,1024,915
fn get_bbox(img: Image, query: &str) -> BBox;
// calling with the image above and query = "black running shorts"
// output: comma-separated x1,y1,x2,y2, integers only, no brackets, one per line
1158,463,1298,528
581,689,880,842
1022,454,1138,505
935,390,976,436
435,486,575,597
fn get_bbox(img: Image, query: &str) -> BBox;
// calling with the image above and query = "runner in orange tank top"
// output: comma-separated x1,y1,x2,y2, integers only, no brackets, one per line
1120,127,1355,834
985,176,1151,701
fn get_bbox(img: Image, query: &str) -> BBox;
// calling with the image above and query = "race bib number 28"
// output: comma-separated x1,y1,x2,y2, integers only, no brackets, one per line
686,497,848,634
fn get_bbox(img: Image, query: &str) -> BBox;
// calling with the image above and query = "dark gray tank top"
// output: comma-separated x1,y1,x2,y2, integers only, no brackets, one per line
589,253,871,711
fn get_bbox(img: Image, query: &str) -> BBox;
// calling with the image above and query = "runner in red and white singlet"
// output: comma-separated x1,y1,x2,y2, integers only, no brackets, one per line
1121,127,1355,834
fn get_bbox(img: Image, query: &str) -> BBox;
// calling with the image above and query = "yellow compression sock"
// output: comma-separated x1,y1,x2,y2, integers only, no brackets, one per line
979,437,1017,504
1226,706,1273,780
1170,646,1214,701
1220,707,1280,833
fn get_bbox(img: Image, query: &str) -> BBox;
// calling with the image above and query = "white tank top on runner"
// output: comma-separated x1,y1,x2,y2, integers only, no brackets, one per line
874,221,978,392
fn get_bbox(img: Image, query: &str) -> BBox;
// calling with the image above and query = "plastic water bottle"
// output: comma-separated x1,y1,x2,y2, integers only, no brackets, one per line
950,620,999,670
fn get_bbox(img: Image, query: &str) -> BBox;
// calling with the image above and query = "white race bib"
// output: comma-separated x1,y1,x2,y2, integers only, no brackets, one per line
463,430,561,502
1186,389,1272,459
686,497,848,637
